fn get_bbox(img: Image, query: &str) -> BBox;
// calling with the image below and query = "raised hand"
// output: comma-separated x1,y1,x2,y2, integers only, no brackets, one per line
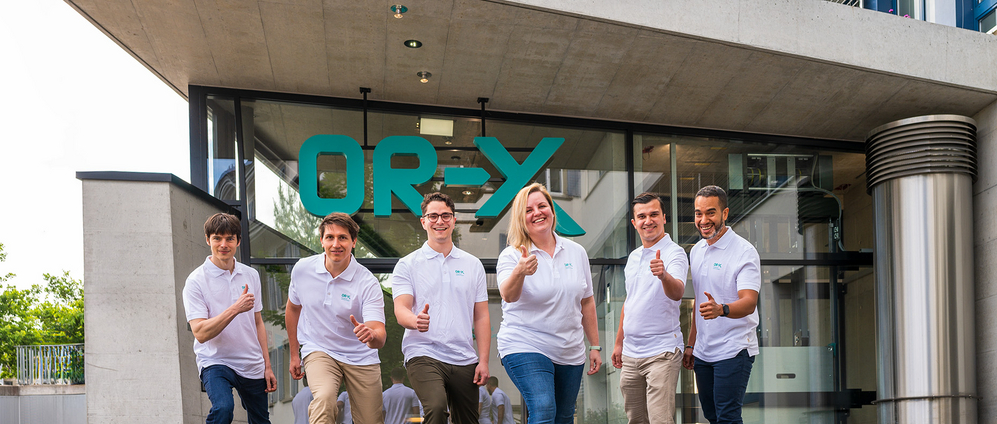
649,250,666,280
351,315,373,344
416,304,430,332
699,292,722,320
517,245,538,276
232,284,254,313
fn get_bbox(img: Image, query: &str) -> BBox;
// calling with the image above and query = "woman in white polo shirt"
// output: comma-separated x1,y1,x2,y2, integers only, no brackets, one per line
496,182,602,424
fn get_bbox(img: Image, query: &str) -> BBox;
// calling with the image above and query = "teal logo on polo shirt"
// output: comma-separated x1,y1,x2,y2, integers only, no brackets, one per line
341,293,351,301
713,263,722,270
454,270,465,276
298,135,585,236
564,263,573,270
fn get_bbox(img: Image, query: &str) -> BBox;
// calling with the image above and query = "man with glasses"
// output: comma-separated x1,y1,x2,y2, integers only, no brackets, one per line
390,192,491,424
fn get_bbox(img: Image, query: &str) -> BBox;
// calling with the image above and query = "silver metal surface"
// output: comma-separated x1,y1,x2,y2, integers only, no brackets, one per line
869,115,977,423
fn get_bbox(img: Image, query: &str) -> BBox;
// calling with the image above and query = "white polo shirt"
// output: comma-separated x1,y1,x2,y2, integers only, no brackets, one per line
391,242,488,365
496,235,594,366
288,253,385,366
182,257,265,379
337,391,352,424
490,388,514,424
689,227,761,363
622,234,689,358
382,383,420,424
478,385,492,424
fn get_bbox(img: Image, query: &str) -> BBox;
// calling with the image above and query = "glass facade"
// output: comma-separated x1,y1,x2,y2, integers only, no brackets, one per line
191,86,877,424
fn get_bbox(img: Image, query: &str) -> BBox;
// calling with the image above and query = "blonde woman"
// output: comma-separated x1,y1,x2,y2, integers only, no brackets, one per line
496,183,602,424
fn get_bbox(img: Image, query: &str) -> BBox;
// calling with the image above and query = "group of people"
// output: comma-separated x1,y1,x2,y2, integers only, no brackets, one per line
182,182,760,424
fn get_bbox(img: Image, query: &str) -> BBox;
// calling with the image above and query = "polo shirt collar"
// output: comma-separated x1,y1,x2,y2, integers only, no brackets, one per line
203,256,241,277
419,241,460,259
708,226,735,250
315,253,359,281
641,233,674,253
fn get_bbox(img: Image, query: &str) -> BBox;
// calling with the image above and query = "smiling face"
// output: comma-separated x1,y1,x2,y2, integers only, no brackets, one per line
321,223,357,265
421,200,455,244
525,190,554,238
694,195,729,244
206,232,240,262
632,199,666,247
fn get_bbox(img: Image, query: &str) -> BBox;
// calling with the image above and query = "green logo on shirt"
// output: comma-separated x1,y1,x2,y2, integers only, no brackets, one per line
713,263,722,270
564,263,574,270
455,270,465,276
341,293,351,301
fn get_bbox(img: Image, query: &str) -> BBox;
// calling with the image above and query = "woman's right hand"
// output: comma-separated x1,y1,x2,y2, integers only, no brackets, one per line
515,245,538,276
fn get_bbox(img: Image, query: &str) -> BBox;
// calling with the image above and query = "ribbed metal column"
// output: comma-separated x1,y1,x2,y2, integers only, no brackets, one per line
867,115,977,423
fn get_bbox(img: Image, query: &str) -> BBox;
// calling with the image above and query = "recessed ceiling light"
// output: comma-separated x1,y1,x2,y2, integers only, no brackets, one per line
463,190,474,196
391,4,407,18
417,71,432,83
404,40,422,48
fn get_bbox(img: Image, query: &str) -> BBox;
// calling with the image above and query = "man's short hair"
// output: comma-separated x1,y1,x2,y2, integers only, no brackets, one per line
695,185,728,210
391,367,406,382
204,213,241,240
487,376,499,387
421,192,455,214
319,212,360,240
631,192,665,216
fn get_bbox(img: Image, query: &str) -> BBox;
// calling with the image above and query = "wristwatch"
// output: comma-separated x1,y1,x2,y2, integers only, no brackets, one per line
721,303,730,317
589,345,602,351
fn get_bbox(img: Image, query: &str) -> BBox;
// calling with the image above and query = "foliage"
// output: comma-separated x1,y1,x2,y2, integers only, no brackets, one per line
0,244,84,379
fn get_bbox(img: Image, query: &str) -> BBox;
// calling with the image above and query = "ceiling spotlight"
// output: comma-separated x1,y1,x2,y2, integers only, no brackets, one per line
391,4,407,18
417,71,432,83
404,40,422,48
463,190,474,196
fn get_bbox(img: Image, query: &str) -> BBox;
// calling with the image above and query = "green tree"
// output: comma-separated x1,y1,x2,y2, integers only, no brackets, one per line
0,243,85,379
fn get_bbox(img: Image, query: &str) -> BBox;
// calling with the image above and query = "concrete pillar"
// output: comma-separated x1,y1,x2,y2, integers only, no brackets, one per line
866,115,977,423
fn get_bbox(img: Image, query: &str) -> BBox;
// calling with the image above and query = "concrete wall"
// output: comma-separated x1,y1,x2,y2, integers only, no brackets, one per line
0,385,86,424
974,99,997,422
82,175,250,424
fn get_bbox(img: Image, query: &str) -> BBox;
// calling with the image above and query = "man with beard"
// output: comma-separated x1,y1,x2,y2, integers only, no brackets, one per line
683,185,760,424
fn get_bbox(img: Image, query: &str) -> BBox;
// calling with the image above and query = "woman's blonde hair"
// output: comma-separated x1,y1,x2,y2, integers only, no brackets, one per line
506,182,557,249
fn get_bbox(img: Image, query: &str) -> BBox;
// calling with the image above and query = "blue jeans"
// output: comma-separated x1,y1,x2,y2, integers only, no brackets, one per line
693,349,755,424
501,353,584,424
201,364,271,424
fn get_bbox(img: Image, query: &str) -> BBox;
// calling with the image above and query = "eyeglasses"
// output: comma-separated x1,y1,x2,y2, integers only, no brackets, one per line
424,213,454,222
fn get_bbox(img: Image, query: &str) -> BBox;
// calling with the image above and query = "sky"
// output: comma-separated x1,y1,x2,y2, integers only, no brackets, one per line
0,1,189,289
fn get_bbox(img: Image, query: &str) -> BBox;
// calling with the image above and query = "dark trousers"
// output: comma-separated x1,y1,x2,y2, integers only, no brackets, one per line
693,349,755,424
406,356,480,424
201,364,271,424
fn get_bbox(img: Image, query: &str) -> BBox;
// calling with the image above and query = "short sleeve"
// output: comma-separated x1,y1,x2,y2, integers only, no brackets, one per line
580,248,594,298
337,391,347,402
473,260,488,303
390,258,414,298
182,274,208,321
665,247,689,286
360,275,386,323
735,247,761,292
496,246,518,284
288,264,302,305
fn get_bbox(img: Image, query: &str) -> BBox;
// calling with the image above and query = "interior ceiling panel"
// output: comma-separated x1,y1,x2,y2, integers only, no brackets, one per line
65,0,997,142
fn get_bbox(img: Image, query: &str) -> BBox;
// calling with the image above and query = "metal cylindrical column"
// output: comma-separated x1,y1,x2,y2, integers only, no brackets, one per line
867,115,977,423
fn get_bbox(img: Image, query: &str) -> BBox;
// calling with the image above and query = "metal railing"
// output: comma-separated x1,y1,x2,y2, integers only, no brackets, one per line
16,344,85,385
824,0,861,6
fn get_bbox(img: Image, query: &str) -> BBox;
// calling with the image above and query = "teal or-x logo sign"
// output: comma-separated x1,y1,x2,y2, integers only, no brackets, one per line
713,263,722,270
455,270,465,276
299,135,585,236
341,293,351,301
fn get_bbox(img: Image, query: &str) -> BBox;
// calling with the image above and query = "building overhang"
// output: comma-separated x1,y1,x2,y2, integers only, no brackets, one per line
65,0,997,141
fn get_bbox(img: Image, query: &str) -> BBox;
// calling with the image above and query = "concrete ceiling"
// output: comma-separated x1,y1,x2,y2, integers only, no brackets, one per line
66,0,997,141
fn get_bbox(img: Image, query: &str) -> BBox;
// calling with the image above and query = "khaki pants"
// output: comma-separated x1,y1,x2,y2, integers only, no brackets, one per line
406,356,479,424
620,348,682,424
303,351,383,424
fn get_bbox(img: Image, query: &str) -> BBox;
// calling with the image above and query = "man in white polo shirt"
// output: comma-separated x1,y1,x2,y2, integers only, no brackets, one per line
182,213,276,424
683,185,760,424
391,192,490,424
486,377,513,424
286,212,387,424
611,192,688,424
382,367,421,424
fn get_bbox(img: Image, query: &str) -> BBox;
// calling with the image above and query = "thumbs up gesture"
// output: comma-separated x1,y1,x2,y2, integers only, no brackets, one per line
351,315,374,344
516,245,538,276
232,284,254,313
699,292,722,320
416,304,431,332
649,250,667,280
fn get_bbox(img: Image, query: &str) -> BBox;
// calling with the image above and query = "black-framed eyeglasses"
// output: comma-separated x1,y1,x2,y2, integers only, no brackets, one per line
424,213,454,222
